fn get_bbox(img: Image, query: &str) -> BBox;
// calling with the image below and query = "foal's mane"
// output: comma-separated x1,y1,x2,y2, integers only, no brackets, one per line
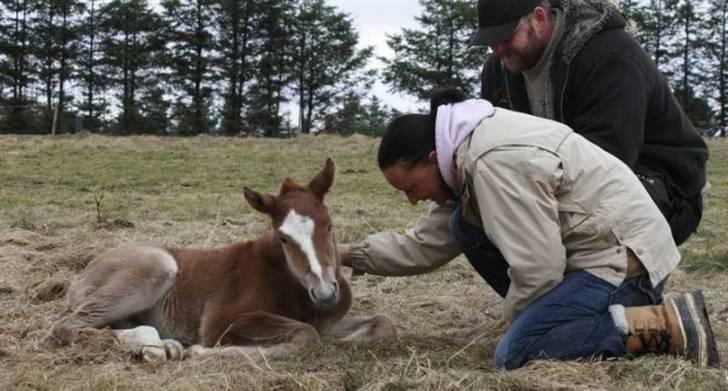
279,177,305,194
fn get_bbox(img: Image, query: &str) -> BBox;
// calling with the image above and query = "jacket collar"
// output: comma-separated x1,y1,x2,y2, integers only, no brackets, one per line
550,0,625,64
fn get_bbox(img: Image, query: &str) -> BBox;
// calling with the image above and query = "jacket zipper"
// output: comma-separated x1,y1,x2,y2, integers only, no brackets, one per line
503,62,515,108
560,62,571,121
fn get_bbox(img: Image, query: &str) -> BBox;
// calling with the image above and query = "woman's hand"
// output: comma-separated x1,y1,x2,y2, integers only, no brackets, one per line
337,243,352,267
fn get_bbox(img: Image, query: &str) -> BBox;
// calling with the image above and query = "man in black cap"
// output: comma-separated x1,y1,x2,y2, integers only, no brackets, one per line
473,0,708,246
453,0,717,371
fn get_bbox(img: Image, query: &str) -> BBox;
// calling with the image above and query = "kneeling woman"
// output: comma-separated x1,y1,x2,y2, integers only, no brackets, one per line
338,88,719,369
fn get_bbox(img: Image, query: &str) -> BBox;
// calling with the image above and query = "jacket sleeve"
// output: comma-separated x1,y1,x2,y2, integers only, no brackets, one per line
349,202,462,276
568,53,651,167
470,148,566,322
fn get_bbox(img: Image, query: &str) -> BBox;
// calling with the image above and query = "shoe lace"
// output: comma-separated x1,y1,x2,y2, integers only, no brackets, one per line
637,329,672,353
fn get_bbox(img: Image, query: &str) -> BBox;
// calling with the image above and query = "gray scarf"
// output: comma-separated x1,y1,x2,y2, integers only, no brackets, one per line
549,0,622,63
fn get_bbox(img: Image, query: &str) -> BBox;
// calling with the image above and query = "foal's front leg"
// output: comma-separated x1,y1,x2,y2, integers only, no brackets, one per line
323,315,396,343
114,326,184,363
191,311,320,360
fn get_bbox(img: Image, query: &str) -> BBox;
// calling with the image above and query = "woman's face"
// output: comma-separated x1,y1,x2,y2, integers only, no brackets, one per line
382,153,450,206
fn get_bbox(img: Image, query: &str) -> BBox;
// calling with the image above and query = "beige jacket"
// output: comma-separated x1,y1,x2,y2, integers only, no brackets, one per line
350,108,680,322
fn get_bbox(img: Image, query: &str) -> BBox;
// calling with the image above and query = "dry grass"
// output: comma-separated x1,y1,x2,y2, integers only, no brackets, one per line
1,134,727,390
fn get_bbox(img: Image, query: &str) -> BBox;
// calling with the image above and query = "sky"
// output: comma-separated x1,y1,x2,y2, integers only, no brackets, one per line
325,0,425,113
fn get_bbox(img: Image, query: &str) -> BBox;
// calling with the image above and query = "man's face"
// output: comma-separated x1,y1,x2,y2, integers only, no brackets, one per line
490,16,549,73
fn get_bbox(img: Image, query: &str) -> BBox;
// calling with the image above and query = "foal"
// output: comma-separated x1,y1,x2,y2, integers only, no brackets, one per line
45,158,395,362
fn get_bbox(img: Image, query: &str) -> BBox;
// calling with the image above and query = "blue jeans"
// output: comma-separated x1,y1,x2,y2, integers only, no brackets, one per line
448,206,511,297
448,206,666,369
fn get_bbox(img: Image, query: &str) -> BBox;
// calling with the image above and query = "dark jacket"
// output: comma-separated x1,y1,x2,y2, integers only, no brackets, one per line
480,0,708,198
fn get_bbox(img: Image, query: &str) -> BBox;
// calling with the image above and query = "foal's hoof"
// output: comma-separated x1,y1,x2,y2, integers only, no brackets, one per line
142,346,167,363
163,339,184,361
187,344,206,358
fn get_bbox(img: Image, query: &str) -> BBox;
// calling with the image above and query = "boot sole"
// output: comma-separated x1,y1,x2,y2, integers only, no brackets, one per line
672,290,721,368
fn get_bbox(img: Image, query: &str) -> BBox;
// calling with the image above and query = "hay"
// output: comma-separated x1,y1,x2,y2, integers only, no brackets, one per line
27,278,68,303
0,286,14,296
52,242,106,272
0,230,46,247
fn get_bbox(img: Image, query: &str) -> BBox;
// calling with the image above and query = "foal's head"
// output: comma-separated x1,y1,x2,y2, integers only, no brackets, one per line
244,158,340,310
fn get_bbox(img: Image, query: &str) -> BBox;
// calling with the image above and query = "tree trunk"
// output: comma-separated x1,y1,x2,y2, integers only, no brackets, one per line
194,0,204,133
654,0,663,66
721,0,727,126
682,3,690,109
86,0,96,122
59,7,70,132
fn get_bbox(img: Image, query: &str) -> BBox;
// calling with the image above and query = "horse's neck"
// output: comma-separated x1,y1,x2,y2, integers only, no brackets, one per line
249,230,309,304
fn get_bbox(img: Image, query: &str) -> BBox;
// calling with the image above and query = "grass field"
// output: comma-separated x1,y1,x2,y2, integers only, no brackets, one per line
1,133,727,390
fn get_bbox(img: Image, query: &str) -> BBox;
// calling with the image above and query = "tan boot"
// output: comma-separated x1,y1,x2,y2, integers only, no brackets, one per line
622,290,720,368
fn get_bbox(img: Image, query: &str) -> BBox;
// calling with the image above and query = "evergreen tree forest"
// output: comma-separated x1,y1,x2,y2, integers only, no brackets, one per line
0,0,726,136
0,0,380,135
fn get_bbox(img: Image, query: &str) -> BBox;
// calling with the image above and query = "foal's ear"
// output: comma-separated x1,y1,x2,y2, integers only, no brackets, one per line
244,187,276,214
308,158,335,199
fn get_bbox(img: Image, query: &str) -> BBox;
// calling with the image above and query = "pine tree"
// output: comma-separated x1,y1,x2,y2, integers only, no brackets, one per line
675,0,697,108
616,0,649,40
633,0,679,67
326,93,391,137
138,85,170,134
161,0,216,135
98,0,164,134
292,0,373,134
705,0,728,127
76,0,107,131
362,95,392,137
245,0,294,137
670,0,713,126
32,0,59,125
31,0,84,133
382,0,485,100
0,0,34,132
216,0,260,135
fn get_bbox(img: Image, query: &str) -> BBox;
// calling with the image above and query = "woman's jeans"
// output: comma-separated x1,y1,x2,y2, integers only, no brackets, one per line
448,206,666,370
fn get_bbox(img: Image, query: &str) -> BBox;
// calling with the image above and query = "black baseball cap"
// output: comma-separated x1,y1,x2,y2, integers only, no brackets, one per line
470,0,542,46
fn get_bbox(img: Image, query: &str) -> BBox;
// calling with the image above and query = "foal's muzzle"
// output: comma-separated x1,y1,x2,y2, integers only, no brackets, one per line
309,281,339,310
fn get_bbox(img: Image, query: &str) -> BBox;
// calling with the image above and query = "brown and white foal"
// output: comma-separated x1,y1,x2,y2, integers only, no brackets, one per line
45,158,395,362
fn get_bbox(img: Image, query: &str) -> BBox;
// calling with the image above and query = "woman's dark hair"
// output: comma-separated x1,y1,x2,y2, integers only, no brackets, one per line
377,87,468,170
429,87,467,117
378,114,434,169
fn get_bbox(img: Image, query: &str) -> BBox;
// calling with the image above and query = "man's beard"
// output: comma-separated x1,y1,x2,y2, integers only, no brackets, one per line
502,31,547,73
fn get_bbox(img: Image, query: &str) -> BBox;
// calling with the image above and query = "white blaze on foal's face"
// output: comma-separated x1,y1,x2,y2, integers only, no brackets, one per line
280,209,321,277
278,209,338,308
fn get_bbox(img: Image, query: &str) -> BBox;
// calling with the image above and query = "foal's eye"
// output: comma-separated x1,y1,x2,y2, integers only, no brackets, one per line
327,224,332,232
279,235,289,244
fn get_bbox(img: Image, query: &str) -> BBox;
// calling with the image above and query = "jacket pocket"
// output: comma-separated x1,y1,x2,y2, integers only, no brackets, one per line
560,207,617,251
558,204,590,237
